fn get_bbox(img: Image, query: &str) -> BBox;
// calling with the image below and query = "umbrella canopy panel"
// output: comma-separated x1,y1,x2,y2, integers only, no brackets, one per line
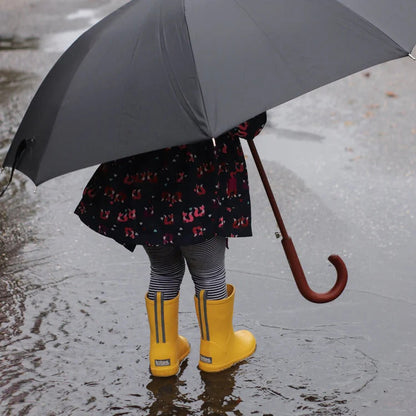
3,0,416,184
185,0,416,137
339,0,416,52
4,0,211,184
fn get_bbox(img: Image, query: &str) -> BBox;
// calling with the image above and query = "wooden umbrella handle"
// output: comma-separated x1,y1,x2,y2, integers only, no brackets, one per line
247,139,348,303
281,237,348,303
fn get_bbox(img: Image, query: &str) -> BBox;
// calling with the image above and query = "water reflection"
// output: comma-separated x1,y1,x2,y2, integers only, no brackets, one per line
198,365,241,415
0,61,40,413
0,253,29,410
144,360,192,415
144,362,242,416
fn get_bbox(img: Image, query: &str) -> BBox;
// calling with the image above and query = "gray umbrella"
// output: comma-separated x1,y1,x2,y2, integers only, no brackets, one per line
3,0,416,185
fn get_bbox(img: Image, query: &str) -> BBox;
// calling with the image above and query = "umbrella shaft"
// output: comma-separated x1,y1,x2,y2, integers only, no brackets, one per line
247,139,289,239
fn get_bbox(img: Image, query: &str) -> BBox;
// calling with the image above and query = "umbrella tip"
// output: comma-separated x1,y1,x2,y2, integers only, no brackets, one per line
409,53,416,60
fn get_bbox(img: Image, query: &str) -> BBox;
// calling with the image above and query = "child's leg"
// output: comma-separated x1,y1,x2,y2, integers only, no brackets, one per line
143,245,185,300
180,236,227,300
184,237,256,372
143,245,189,377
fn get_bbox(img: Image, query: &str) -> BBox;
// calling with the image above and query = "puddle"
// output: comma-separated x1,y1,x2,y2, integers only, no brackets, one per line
0,67,36,271
0,35,39,51
0,69,34,157
0,69,33,100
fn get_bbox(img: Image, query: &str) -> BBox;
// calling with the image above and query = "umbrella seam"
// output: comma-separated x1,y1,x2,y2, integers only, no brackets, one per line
157,1,211,138
334,0,409,54
181,0,213,136
231,0,309,92
34,2,139,185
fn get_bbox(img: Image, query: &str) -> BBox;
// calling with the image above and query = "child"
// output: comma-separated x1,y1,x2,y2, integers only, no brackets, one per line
75,112,267,376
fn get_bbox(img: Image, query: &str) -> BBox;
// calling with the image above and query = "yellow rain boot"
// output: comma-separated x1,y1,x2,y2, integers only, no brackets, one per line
145,292,190,377
194,284,256,372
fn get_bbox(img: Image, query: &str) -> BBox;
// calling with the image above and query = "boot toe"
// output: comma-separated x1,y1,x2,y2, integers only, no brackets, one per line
234,330,256,360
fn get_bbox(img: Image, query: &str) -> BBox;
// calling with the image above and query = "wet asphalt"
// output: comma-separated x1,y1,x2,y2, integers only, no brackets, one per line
0,1,416,415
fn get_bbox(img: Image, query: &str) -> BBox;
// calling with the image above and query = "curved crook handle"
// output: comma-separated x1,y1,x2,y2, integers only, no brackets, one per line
247,139,348,302
282,237,348,303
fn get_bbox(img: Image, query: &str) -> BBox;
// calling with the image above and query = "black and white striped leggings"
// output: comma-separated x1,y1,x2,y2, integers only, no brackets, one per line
143,236,227,301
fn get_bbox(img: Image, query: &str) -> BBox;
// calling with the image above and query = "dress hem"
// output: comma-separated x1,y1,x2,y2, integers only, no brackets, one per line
75,209,252,252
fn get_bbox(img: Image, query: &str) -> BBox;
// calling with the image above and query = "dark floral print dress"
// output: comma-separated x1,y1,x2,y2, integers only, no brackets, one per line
75,113,266,251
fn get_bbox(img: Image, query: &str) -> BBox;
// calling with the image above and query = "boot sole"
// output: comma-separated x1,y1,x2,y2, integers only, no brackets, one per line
198,343,256,373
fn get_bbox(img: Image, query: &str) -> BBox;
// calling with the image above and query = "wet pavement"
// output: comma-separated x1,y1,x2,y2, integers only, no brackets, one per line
1,1,416,415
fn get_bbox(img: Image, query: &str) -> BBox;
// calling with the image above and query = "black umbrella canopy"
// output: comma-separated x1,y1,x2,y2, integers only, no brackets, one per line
3,0,416,184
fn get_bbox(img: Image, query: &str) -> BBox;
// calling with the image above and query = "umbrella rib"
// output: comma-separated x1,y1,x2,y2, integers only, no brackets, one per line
35,3,139,184
230,0,309,92
181,0,213,136
334,0,410,54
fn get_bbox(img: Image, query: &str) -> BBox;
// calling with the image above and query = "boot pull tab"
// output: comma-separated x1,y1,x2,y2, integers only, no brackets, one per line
154,292,166,343
197,290,210,341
